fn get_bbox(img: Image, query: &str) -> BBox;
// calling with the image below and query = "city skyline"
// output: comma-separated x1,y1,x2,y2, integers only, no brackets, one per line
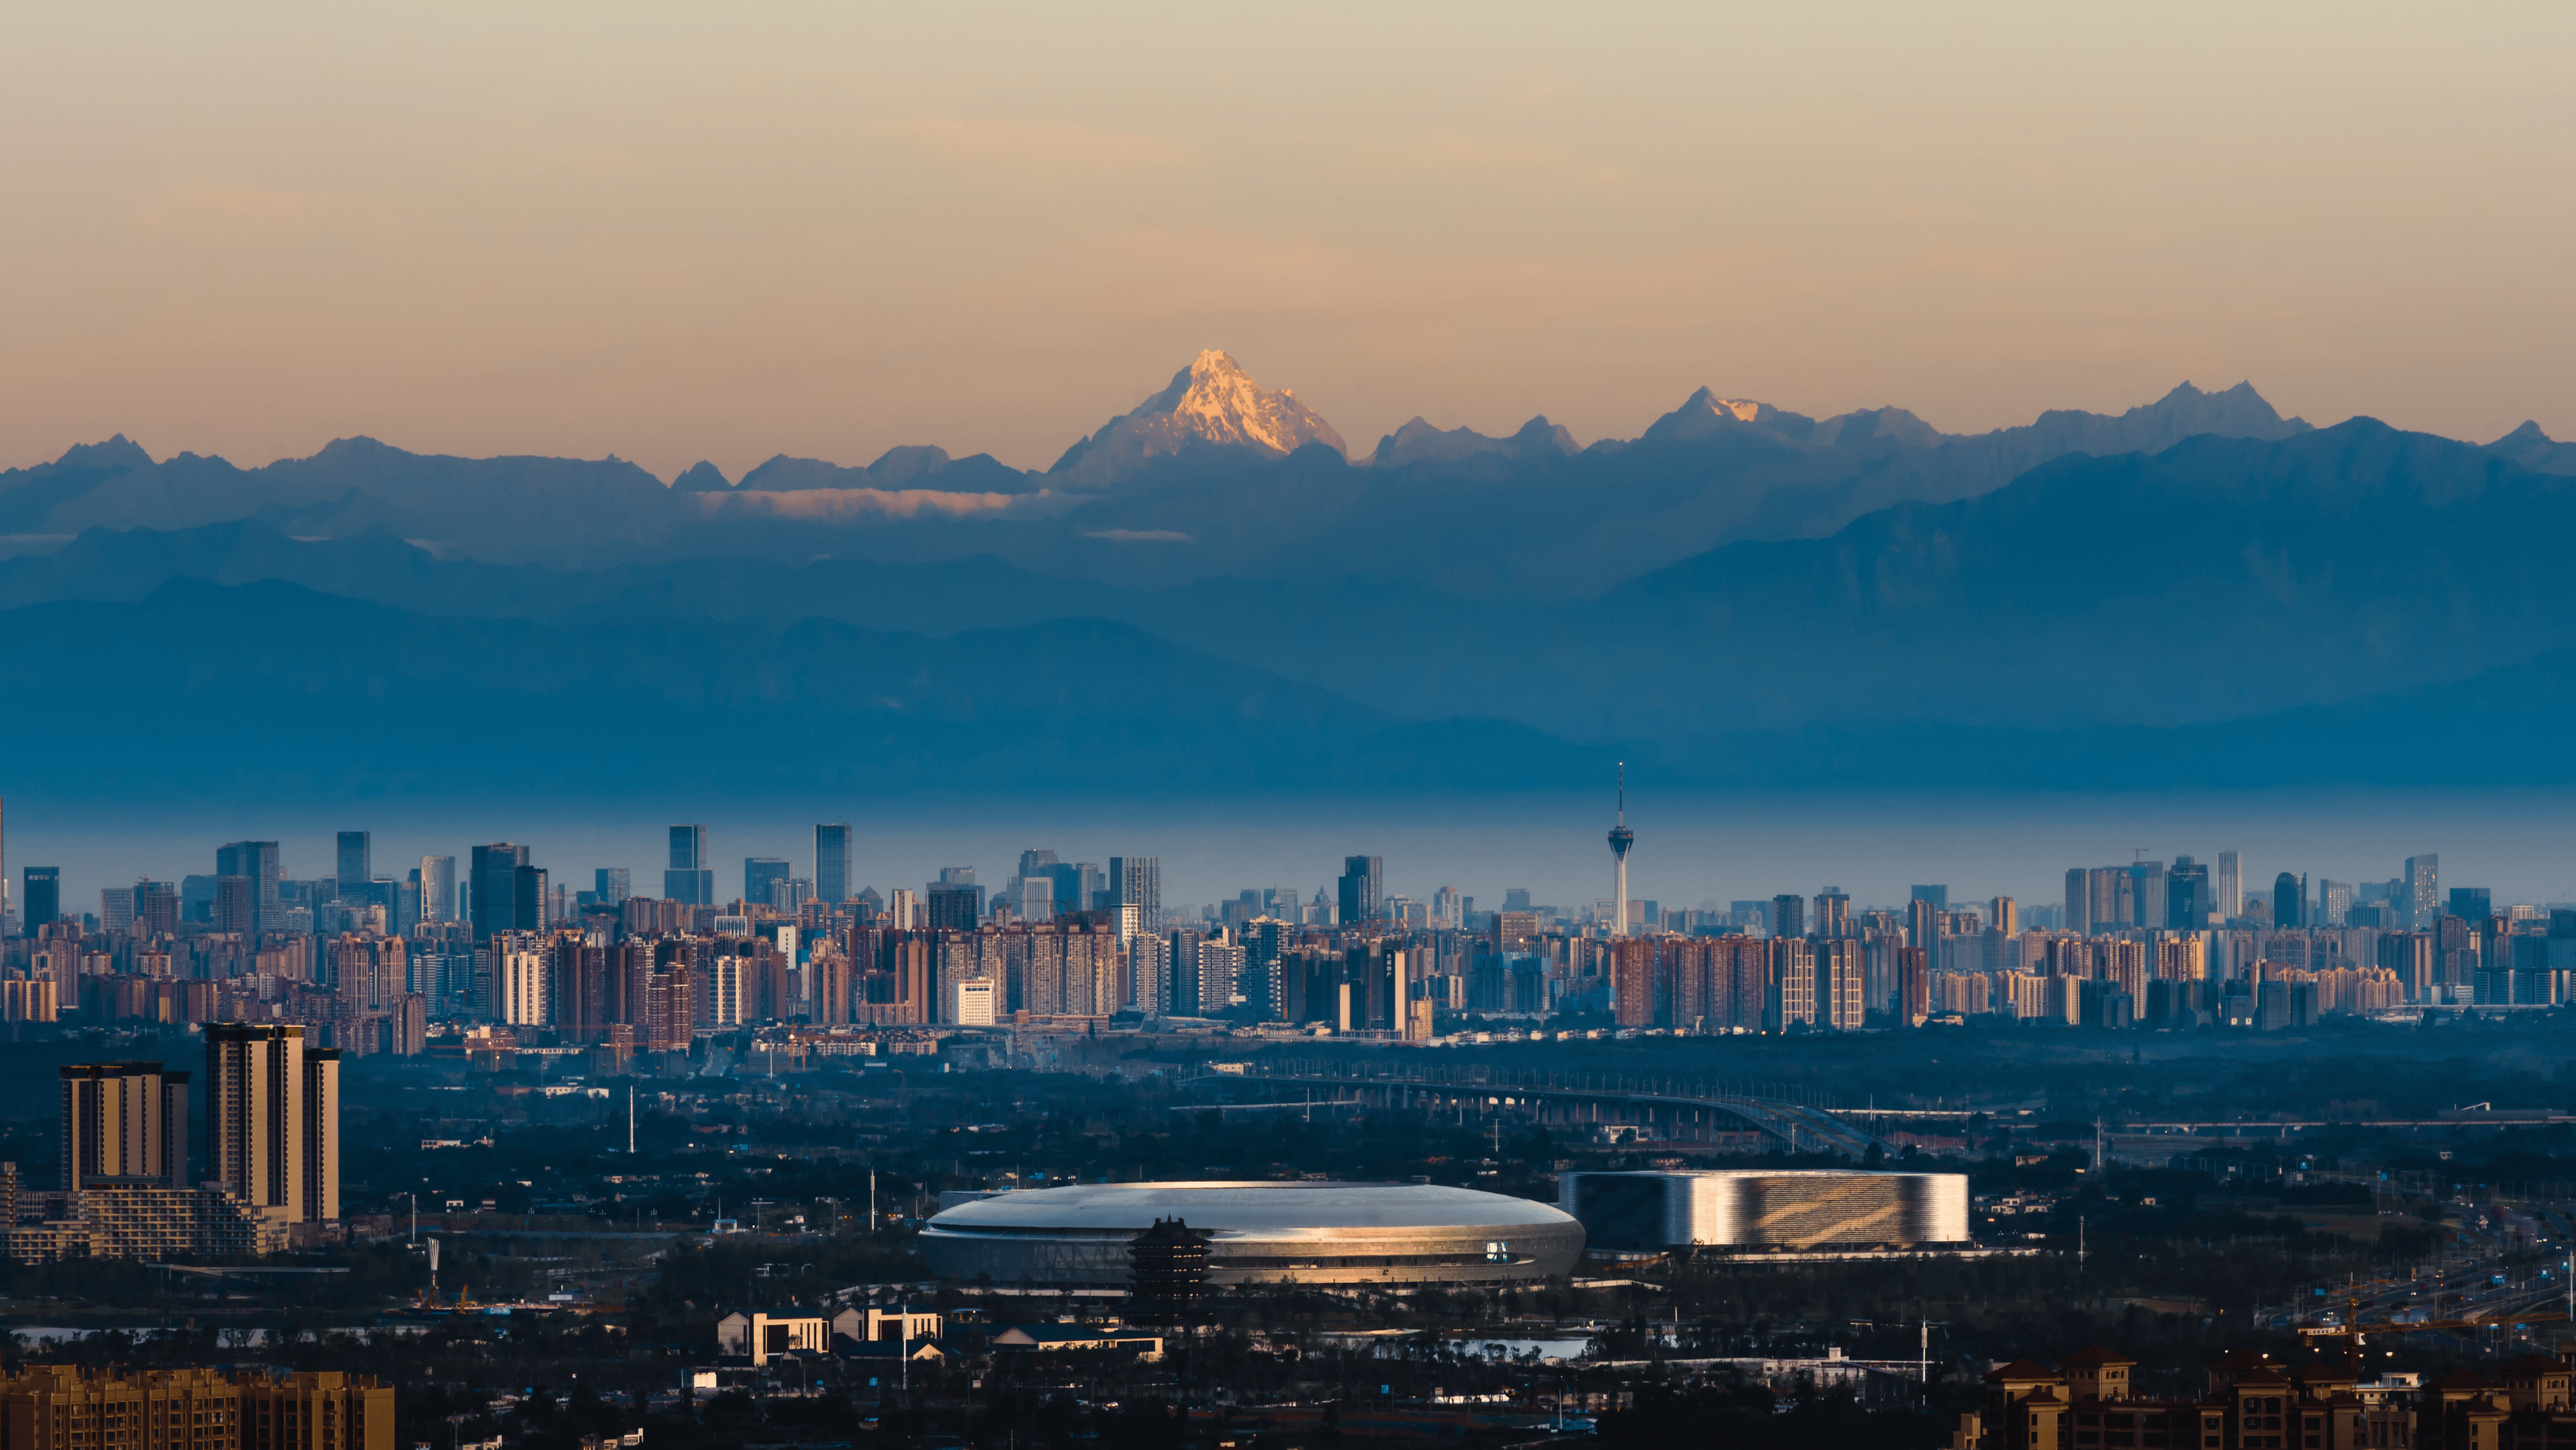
11,793,2574,940
9,4,2576,1440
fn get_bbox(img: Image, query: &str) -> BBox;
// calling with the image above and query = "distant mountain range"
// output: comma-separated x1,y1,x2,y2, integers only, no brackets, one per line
3,352,2572,804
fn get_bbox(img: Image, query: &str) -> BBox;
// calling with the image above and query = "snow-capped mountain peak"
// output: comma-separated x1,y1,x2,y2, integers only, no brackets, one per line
1050,350,1346,485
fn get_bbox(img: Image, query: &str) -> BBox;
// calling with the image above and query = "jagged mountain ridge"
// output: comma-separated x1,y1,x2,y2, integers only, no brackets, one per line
12,417,2575,753
0,363,2440,601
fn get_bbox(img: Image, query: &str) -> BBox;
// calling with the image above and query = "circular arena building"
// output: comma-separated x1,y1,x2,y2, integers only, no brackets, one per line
917,1181,1585,1289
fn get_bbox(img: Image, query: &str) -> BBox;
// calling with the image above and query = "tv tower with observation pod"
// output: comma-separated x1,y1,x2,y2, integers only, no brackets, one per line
1607,763,1634,937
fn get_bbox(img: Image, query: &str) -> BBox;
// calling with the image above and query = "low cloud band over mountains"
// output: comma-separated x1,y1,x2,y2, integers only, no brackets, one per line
3,352,2571,805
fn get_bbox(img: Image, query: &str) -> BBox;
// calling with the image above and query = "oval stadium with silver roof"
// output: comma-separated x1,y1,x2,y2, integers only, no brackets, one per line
917,1181,1584,1289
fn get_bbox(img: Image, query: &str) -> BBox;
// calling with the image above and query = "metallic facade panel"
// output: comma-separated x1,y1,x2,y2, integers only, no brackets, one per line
1564,1169,1970,1250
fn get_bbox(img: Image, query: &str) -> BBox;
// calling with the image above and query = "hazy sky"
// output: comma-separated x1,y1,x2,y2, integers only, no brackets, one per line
4,4,2569,479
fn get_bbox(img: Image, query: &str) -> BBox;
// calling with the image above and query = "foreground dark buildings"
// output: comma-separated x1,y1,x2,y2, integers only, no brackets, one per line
1965,1346,2576,1449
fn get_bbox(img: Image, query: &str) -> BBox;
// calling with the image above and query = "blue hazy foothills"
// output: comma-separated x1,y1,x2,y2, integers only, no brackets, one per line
16,790,2576,932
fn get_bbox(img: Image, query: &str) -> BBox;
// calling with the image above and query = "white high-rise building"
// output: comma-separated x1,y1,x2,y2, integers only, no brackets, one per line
1198,939,1247,1013
704,955,745,1026
2215,851,2243,921
495,946,548,1025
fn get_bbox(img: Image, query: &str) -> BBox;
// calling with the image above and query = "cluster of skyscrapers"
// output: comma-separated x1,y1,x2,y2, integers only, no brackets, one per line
4,796,2565,1060
1588,849,2558,1035
2,1024,340,1263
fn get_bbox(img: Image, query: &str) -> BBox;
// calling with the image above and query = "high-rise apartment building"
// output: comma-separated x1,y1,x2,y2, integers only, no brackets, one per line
926,883,982,931
2215,851,2244,921
418,855,455,922
2404,854,2440,929
1906,898,1940,967
667,825,714,906
202,1023,338,1227
1770,892,1805,940
0,1366,395,1450
815,824,851,904
214,842,280,933
745,857,793,909
1199,938,1247,1017
1127,931,1169,1014
1337,856,1383,926
334,833,369,898
1111,856,1162,931
1989,896,2017,936
1818,939,1865,1030
1896,945,1930,1026
2318,878,2355,929
2089,867,2128,934
2128,861,2167,932
214,876,254,935
135,881,178,938
1768,937,1816,1028
883,888,919,929
1813,887,1851,939
59,1063,189,1190
493,943,547,1025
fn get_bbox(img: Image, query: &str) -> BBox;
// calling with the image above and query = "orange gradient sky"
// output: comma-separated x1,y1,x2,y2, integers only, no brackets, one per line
2,3,2570,478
